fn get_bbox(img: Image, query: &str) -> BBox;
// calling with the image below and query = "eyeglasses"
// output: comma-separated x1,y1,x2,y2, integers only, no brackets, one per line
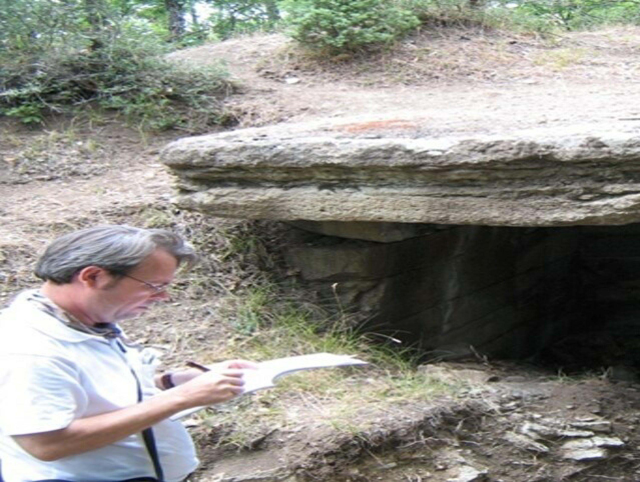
121,273,171,294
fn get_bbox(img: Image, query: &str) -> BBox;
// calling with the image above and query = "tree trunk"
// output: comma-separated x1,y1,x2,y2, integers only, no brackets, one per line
164,0,187,39
83,0,107,50
189,0,199,26
264,0,280,24
84,0,106,27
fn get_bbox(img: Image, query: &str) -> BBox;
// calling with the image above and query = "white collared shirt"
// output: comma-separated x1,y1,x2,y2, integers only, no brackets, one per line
0,290,198,482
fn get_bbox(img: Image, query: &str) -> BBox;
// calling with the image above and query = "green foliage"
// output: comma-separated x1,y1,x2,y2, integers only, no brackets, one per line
398,0,484,23
0,22,233,131
0,0,88,55
513,0,640,30
4,103,44,125
207,0,283,39
399,0,640,32
0,0,235,130
282,0,421,53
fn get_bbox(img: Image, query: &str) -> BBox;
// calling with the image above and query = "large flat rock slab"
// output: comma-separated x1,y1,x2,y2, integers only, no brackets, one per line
162,118,640,226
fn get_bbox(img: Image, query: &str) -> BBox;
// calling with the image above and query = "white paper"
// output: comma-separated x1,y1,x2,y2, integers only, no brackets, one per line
170,353,367,420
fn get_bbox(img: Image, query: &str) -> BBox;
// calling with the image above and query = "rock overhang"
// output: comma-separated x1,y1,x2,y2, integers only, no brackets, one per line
162,117,640,363
161,117,640,227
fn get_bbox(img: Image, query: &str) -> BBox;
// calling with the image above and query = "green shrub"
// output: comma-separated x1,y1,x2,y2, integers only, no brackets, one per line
400,0,640,33
3,103,44,125
0,6,234,132
282,0,421,53
514,0,640,30
0,25,234,131
0,0,86,56
207,0,283,40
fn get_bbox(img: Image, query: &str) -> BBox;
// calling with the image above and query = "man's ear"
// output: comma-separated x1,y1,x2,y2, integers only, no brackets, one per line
75,266,108,288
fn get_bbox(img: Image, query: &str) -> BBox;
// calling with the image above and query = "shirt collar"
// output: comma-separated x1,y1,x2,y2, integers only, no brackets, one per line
9,290,115,344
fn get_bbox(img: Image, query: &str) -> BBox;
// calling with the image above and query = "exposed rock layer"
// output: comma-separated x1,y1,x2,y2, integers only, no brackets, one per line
162,119,640,226
161,118,640,362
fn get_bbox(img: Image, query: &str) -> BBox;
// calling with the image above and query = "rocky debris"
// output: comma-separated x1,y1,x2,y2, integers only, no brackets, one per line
569,418,612,433
503,432,550,453
562,436,625,450
162,119,640,227
560,436,624,461
195,361,637,482
446,466,488,482
521,421,594,439
561,447,608,461
508,415,625,463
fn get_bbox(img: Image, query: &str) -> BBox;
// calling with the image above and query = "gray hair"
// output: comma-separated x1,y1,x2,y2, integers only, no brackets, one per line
35,225,199,284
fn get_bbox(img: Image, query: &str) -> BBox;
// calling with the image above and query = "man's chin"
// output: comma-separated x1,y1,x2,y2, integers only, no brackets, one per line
118,307,150,321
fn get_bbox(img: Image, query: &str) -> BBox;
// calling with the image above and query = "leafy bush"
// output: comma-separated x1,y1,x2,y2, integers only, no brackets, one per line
400,0,640,33
0,0,87,56
0,27,234,131
514,0,640,30
396,0,492,28
207,0,283,40
282,0,421,53
0,3,234,131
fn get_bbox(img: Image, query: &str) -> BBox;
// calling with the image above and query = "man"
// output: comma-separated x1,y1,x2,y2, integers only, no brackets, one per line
0,225,256,481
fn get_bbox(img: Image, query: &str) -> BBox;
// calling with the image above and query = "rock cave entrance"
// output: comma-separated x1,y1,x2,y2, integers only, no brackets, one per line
160,119,640,378
284,222,640,378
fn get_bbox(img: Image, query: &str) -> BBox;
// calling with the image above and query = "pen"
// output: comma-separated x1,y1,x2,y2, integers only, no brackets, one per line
186,361,210,372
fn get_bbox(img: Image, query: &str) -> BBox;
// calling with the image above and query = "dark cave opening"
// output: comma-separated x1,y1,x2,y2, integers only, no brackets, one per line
407,223,640,378
285,221,640,379
536,224,640,379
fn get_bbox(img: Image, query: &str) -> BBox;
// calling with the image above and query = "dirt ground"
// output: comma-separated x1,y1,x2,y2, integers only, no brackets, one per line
167,26,640,135
3,25,640,482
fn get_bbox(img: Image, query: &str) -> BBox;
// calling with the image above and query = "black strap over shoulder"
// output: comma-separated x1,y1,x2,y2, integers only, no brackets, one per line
140,426,164,482
128,343,164,482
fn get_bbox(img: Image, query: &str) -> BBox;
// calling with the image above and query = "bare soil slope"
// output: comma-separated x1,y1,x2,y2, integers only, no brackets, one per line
3,26,640,482
168,27,640,135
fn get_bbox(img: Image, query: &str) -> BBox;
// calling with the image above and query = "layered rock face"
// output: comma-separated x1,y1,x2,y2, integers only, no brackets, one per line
162,119,640,360
162,119,640,227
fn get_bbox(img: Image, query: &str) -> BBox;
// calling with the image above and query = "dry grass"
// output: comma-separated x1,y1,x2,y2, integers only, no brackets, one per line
0,128,113,184
191,25,640,96
252,27,552,86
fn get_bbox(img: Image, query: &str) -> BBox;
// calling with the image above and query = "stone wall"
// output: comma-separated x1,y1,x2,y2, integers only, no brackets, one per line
285,224,583,360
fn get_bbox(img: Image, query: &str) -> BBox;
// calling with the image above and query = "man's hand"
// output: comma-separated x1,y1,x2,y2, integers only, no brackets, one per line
214,359,259,370
168,359,258,405
14,360,257,461
174,369,245,405
169,359,258,387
